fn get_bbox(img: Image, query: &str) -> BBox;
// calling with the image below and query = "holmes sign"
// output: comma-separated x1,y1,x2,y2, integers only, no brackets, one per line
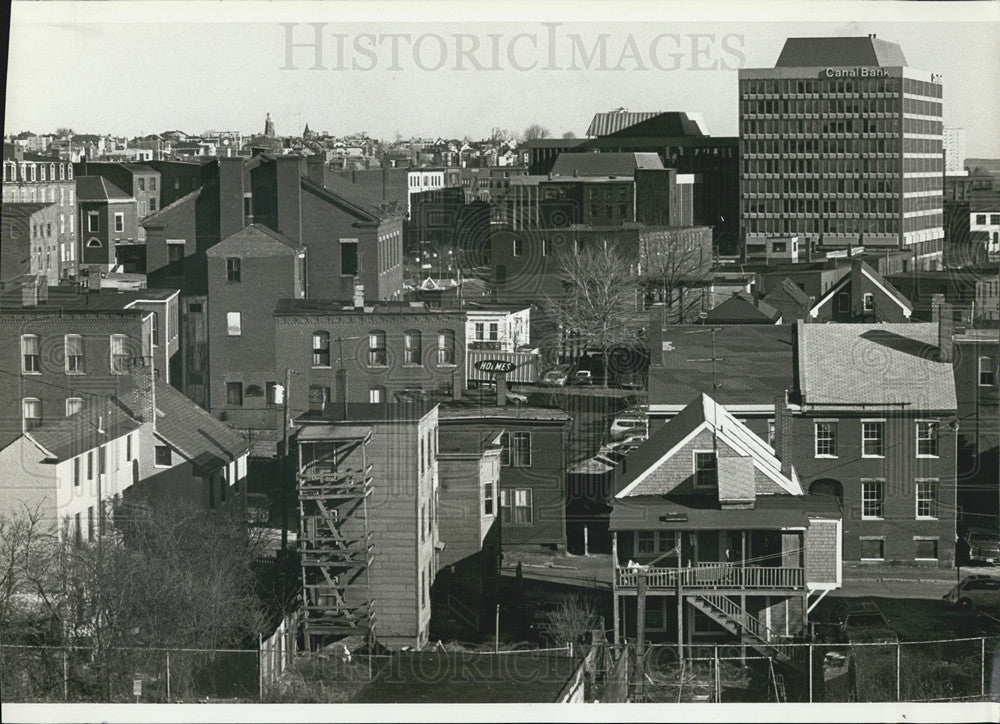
475,359,517,375
825,67,889,77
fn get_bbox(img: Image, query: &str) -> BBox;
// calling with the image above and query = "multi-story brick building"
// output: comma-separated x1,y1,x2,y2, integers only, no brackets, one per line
0,203,71,285
293,402,440,650
438,404,571,548
273,299,466,416
739,35,944,267
780,320,958,567
73,161,162,219
205,224,305,431
76,175,138,273
2,154,78,280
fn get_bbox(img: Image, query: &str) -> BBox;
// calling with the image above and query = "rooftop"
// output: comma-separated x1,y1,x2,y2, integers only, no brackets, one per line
32,286,178,312
296,402,437,426
774,36,908,68
27,400,141,462
274,299,463,316
75,175,133,202
549,152,664,177
586,111,707,138
205,223,303,257
700,291,782,324
439,402,572,423
610,493,842,532
796,322,957,411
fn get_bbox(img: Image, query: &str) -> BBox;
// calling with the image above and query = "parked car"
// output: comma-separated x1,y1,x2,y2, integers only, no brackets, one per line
944,575,1000,611
571,370,595,386
966,528,1000,564
506,390,528,406
540,366,570,387
610,412,649,441
813,599,898,645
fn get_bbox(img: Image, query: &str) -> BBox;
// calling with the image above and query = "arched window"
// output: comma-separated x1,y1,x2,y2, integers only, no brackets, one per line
368,330,387,367
312,331,330,367
436,329,456,366
404,330,422,365
86,238,102,248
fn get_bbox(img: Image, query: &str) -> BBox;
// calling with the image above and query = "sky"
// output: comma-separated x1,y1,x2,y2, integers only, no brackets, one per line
5,4,1000,156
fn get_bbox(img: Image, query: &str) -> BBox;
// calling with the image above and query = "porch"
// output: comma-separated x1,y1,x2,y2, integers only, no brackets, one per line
616,562,805,592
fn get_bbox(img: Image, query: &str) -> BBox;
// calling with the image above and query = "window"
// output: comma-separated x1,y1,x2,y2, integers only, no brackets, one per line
87,451,93,479
637,531,656,555
21,335,40,373
148,198,157,212
150,312,160,346
863,293,874,312
73,458,81,487
862,421,885,457
137,178,145,191
86,237,102,248
114,213,124,233
226,257,241,283
167,241,184,264
369,386,385,404
226,381,244,406
98,446,106,475
65,334,84,373
512,238,522,257
126,433,132,462
266,382,279,407
976,214,987,225
87,212,99,233
110,334,129,374
644,599,666,631
154,445,171,467
404,330,422,365
74,513,82,546
436,329,456,365
914,537,938,561
367,330,387,366
340,239,359,276
916,481,938,519
22,398,41,431
767,419,776,447
498,431,530,467
500,488,532,524
312,331,331,367
484,481,494,516
979,356,996,386
88,506,95,543
860,537,885,560
65,398,83,416
916,421,939,457
815,421,837,456
861,481,884,519
693,451,717,489
188,302,203,314
226,312,242,336
474,322,485,341
836,292,849,314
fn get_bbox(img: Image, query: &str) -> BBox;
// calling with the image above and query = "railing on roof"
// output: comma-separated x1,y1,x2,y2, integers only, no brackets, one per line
615,562,804,590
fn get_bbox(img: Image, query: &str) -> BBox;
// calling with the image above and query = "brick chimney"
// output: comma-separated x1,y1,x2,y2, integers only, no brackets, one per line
937,302,954,363
773,391,794,477
217,157,246,241
849,259,864,316
274,155,302,245
931,293,946,325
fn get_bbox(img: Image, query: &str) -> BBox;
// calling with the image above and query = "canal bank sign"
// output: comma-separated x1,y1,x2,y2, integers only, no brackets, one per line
825,67,890,77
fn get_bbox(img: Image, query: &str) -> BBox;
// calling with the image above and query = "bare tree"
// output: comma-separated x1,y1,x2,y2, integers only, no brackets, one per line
544,240,642,387
542,599,601,646
488,127,514,146
522,124,551,141
640,233,713,323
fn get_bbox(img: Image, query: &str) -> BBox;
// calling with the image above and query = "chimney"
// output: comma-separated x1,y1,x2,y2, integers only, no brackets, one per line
217,157,246,241
931,293,946,324
773,391,793,477
938,303,954,363
353,283,365,310
806,238,814,263
274,156,302,244
305,154,325,186
850,259,864,315
335,368,348,418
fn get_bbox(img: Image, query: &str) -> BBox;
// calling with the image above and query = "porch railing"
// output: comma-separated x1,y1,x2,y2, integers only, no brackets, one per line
615,563,804,590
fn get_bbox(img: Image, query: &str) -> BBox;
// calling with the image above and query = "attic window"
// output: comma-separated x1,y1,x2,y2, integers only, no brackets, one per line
693,451,717,489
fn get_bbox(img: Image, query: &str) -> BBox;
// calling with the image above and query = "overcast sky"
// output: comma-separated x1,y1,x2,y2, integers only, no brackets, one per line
5,8,1000,156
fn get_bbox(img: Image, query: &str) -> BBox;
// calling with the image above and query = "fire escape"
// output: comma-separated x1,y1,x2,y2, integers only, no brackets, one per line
297,429,376,651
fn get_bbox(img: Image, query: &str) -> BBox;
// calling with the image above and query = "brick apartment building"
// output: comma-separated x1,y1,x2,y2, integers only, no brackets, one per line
76,176,138,273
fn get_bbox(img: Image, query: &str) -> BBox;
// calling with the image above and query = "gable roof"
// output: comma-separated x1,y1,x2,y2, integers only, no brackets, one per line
610,493,842,532
550,152,663,177
616,393,801,499
701,291,781,324
301,174,395,220
764,278,813,308
26,403,141,462
205,223,304,257
796,321,957,411
75,175,133,202
143,384,249,469
775,36,907,68
809,260,912,317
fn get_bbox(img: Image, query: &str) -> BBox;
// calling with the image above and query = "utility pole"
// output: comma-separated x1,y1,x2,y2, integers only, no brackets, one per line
636,571,647,701
281,367,290,553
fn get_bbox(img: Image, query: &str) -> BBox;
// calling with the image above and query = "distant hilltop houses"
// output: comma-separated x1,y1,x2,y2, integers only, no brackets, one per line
3,114,529,171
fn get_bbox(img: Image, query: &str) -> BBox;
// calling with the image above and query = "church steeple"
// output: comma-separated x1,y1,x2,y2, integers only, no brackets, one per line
303,123,311,139
264,113,275,137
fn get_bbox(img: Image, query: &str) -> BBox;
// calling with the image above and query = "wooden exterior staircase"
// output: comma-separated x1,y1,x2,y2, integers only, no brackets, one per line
687,594,805,671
